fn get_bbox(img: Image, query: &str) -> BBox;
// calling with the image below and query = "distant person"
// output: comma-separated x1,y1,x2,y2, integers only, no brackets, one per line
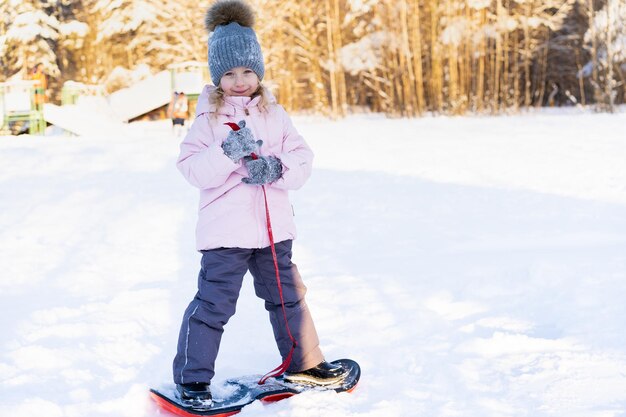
30,63,47,111
171,0,348,405
168,91,189,136
167,91,178,119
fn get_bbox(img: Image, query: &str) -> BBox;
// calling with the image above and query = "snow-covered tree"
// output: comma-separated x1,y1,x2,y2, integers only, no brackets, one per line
584,0,626,111
89,0,207,80
251,0,334,114
89,0,158,70
3,0,61,78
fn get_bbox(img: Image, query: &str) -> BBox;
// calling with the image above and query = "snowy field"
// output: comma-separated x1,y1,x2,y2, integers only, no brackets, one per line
1,108,626,417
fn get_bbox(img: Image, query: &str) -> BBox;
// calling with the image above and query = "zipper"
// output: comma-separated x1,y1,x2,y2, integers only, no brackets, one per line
256,187,265,247
240,106,263,247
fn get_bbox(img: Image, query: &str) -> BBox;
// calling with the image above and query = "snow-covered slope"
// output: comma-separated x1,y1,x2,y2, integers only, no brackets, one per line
1,108,626,417
108,71,172,122
43,101,128,137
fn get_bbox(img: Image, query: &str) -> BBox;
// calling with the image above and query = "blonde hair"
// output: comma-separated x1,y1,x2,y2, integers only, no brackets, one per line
208,83,273,118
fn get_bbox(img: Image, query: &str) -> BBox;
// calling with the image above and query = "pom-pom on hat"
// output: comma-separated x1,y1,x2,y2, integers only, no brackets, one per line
205,0,265,86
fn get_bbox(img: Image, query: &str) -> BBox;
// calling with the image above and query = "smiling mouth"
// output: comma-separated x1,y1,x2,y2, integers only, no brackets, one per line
232,89,249,94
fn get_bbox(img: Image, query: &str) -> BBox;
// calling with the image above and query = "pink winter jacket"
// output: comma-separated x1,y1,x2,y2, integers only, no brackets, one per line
177,85,314,251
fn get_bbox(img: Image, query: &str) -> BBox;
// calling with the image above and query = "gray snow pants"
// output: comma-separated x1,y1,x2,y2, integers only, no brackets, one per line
172,240,324,384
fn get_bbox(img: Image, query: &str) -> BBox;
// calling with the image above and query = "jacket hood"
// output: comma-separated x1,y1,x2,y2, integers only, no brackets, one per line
195,84,276,117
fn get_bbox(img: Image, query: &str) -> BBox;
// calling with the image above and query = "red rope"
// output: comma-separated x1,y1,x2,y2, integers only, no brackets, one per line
250,153,298,385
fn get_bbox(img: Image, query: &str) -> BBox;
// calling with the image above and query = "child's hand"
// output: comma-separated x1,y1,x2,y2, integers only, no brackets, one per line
221,120,263,162
242,156,282,185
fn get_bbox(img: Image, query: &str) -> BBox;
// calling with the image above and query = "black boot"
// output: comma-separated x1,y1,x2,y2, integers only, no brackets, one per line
284,361,349,385
176,382,212,403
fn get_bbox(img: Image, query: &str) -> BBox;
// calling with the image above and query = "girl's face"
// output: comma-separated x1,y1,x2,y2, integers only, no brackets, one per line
220,67,259,97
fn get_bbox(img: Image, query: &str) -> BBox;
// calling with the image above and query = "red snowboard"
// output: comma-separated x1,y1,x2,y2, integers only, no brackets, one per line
150,359,360,417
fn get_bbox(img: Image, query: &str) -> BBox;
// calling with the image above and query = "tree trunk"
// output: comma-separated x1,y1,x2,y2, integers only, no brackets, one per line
513,27,520,111
400,0,417,116
503,0,511,109
332,0,347,116
524,0,532,107
429,0,444,113
574,46,586,106
411,0,425,114
493,0,503,112
605,0,615,112
477,8,486,112
324,0,338,117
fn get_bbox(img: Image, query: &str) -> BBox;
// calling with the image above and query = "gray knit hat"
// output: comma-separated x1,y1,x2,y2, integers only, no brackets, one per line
205,0,265,86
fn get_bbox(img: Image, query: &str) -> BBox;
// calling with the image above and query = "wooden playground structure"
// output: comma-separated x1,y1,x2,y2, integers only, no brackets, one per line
0,61,208,136
0,80,46,135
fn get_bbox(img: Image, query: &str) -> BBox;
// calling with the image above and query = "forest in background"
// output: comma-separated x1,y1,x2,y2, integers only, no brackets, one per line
1,0,625,116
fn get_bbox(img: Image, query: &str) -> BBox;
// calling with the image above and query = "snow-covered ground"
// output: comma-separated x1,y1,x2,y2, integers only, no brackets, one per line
1,108,626,417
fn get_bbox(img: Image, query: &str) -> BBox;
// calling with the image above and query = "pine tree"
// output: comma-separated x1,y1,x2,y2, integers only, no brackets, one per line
3,0,61,78
585,0,626,111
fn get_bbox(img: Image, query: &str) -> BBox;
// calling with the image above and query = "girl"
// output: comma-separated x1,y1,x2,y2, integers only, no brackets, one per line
172,0,346,403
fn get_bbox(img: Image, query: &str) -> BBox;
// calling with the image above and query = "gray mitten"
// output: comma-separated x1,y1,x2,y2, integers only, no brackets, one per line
242,156,283,185
221,120,263,162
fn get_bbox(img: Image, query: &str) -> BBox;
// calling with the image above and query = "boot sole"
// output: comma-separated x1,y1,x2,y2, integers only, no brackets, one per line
283,372,349,386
